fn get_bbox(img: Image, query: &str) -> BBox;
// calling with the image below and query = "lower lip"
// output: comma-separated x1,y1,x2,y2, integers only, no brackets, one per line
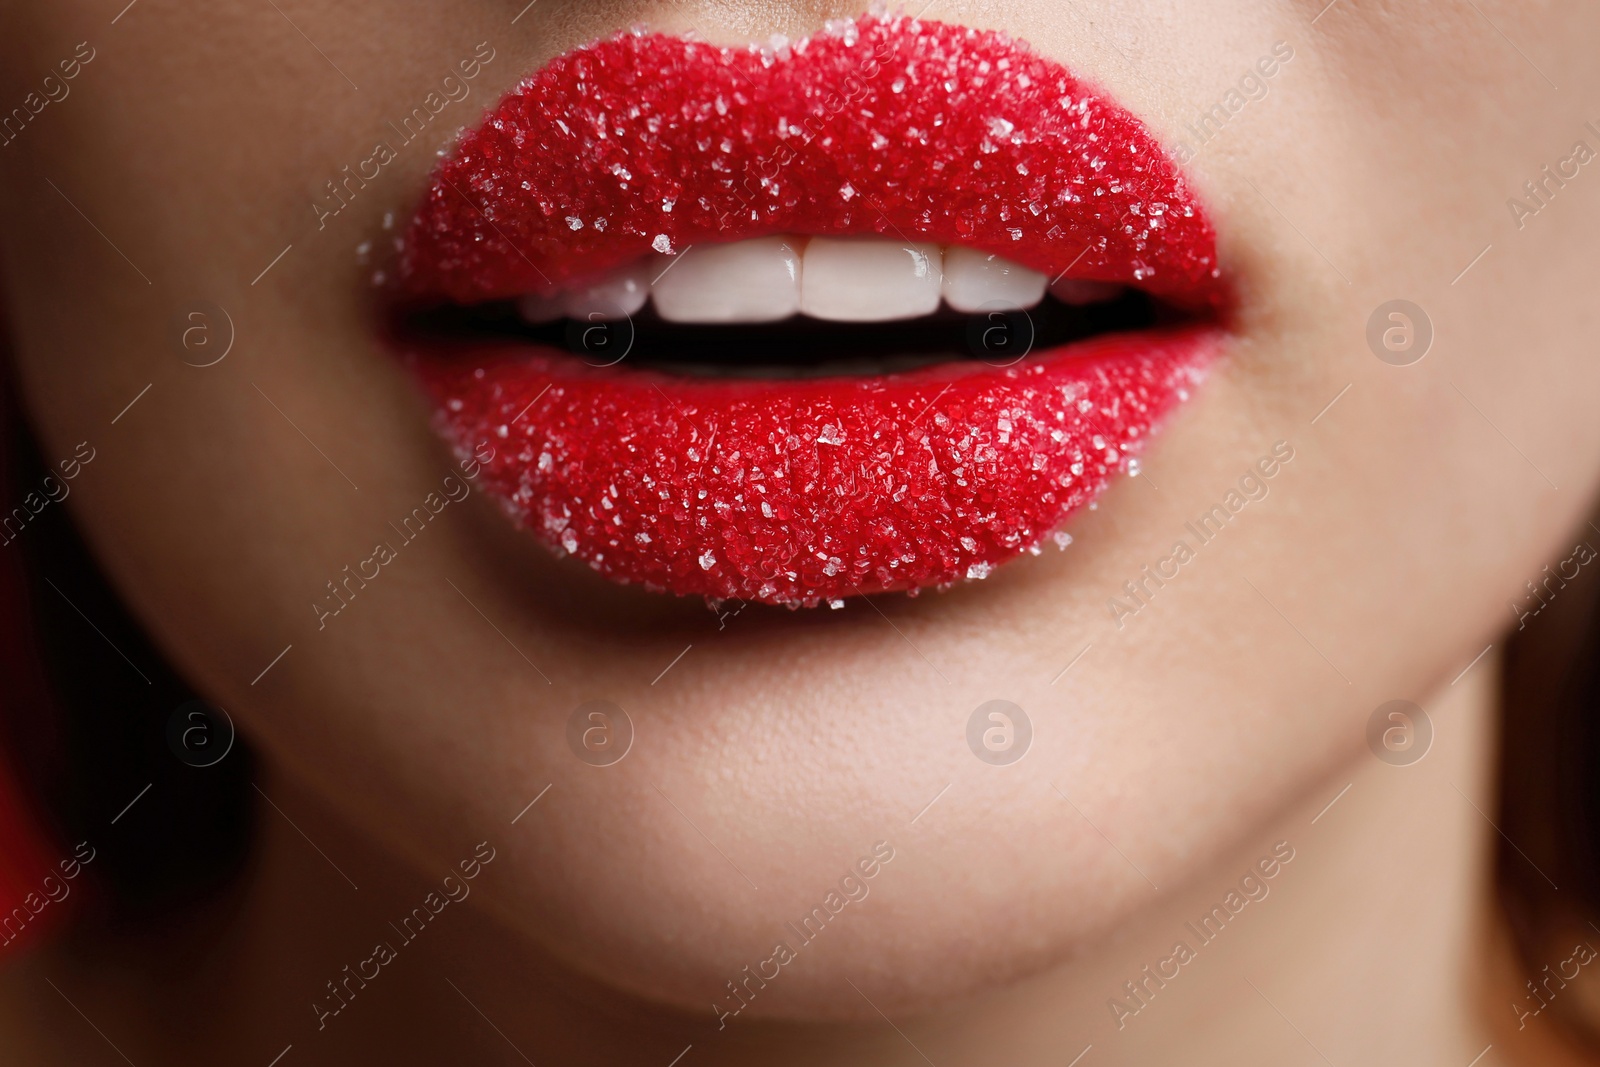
406,326,1219,607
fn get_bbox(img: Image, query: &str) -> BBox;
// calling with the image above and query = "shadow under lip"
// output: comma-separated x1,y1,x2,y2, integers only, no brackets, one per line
443,474,983,644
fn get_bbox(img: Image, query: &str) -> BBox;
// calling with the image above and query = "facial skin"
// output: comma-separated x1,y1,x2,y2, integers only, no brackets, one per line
2,1,1599,1064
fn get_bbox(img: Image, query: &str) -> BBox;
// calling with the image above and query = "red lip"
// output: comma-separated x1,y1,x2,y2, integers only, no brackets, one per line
395,13,1227,607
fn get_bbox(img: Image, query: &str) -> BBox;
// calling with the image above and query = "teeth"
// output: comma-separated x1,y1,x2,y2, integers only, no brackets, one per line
516,291,567,325
564,262,651,321
518,238,1122,325
653,237,801,323
1049,278,1124,306
799,237,943,322
941,247,1048,314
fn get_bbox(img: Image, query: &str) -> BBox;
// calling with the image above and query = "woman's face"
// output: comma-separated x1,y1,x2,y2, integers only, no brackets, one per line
3,0,1596,1021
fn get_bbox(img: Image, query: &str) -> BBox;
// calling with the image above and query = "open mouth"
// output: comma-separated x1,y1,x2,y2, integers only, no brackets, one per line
405,248,1175,379
389,13,1228,608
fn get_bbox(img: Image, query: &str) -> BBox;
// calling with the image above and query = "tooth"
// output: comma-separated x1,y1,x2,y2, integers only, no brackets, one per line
564,262,651,321
941,247,1047,313
517,292,566,324
652,237,801,323
1050,278,1124,306
800,238,943,322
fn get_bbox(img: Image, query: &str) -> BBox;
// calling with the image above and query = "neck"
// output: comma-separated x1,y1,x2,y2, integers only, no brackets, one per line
1,662,1568,1065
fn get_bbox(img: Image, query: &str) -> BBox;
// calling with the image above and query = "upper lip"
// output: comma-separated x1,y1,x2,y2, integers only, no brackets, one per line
397,14,1224,313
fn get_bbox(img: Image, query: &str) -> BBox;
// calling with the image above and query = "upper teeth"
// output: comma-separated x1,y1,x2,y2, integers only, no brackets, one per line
517,237,1123,325
656,236,802,323
797,238,944,322
942,245,1048,314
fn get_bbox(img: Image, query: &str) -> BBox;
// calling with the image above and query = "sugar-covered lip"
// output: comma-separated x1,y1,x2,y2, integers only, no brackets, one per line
390,13,1229,607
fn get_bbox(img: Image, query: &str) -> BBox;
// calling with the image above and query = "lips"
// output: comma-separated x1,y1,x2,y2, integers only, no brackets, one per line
392,13,1227,608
